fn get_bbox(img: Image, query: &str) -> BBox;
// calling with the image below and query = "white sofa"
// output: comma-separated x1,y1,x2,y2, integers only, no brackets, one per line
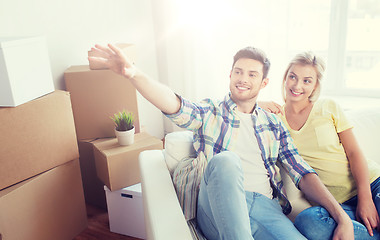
139,107,380,240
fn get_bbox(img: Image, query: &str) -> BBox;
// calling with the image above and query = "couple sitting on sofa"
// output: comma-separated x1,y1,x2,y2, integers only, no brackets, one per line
89,44,380,240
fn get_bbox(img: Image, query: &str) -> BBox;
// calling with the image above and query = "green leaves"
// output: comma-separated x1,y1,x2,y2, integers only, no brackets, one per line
110,110,134,131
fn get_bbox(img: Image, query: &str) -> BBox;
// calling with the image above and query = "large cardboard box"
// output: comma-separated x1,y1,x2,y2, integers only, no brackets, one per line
104,183,146,239
0,90,79,190
0,159,87,240
0,36,54,107
64,65,141,140
78,139,107,210
94,132,163,191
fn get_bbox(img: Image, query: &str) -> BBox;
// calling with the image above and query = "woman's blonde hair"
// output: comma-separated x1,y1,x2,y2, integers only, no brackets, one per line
281,52,326,102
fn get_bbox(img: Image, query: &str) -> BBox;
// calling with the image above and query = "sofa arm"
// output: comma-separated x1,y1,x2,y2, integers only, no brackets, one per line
139,150,193,240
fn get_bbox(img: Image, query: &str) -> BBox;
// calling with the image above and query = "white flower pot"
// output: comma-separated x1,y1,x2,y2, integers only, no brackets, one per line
115,127,135,146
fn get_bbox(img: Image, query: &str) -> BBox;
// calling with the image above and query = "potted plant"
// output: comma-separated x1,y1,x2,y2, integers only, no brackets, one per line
111,110,135,146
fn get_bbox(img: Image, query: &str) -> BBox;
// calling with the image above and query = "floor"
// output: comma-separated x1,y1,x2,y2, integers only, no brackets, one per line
74,204,142,240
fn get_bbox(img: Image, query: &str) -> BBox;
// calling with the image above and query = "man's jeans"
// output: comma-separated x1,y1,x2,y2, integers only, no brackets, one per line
295,177,380,240
196,151,306,240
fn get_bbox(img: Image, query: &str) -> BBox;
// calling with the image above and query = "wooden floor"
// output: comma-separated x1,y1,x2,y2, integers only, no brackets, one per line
74,204,142,240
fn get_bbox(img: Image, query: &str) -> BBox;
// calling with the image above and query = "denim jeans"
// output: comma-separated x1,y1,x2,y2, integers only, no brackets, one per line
196,151,306,240
294,177,380,240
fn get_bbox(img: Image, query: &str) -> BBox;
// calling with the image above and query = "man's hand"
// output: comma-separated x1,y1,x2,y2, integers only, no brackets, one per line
332,215,354,240
88,44,136,79
356,198,380,236
299,173,354,239
88,43,181,115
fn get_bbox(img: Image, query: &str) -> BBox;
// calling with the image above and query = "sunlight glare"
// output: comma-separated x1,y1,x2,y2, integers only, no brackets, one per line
175,0,233,31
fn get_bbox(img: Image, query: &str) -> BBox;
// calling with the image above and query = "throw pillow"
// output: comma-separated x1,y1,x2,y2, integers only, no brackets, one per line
172,155,206,220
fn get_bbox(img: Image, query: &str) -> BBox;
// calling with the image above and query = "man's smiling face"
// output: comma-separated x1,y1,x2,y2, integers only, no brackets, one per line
229,58,268,110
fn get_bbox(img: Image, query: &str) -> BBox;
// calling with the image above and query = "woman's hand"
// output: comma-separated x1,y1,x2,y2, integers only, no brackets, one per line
88,44,136,79
356,198,380,236
257,101,283,114
339,128,380,235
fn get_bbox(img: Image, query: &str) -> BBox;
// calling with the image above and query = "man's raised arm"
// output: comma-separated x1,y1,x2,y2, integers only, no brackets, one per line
88,44,181,115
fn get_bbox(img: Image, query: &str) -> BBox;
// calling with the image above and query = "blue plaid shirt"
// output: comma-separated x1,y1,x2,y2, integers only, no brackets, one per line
166,93,315,214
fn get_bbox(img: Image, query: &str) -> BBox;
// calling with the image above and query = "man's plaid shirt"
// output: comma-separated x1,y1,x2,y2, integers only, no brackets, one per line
166,93,315,215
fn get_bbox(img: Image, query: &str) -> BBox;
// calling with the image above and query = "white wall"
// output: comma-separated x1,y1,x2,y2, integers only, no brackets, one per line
0,0,165,139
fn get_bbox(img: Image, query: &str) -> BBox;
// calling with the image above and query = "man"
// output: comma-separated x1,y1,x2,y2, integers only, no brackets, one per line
89,45,353,239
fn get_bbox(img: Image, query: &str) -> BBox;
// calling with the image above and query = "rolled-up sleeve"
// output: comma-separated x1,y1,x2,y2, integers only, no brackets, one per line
164,95,206,131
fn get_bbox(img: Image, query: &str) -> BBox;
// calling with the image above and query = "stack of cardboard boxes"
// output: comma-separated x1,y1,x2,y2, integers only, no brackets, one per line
64,44,163,239
0,37,87,240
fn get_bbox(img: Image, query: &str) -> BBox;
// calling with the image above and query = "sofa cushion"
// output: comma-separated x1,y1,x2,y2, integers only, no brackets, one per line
345,107,380,164
165,131,207,221
164,131,196,175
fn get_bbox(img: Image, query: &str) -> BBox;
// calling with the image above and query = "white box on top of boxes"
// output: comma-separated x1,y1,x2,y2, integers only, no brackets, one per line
0,36,54,107
104,183,146,239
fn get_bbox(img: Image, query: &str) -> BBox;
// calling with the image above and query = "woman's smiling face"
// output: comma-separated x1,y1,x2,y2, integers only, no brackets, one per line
284,64,318,103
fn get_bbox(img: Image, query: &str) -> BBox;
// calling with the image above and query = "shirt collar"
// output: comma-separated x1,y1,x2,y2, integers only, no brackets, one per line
224,93,237,112
225,92,259,116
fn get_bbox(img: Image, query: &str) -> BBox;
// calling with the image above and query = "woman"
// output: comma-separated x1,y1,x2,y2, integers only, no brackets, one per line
263,52,380,239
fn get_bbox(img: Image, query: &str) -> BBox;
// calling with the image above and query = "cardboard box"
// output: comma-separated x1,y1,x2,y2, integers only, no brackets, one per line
0,36,54,107
78,139,107,210
0,90,79,190
104,183,146,239
64,65,141,140
0,159,87,240
94,132,163,191
88,43,137,70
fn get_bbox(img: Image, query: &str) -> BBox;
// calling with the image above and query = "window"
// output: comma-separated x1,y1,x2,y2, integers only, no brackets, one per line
155,0,380,103
325,0,380,97
345,0,380,92
286,0,380,98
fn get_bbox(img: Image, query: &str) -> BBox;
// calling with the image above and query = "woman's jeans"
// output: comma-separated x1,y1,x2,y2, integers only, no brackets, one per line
196,151,306,240
294,177,380,240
